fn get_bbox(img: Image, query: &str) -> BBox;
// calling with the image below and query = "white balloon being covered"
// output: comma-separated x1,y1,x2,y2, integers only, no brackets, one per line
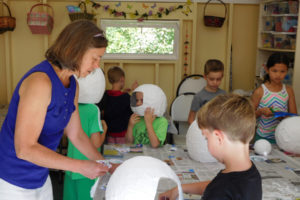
186,120,217,163
131,84,167,117
275,116,300,154
105,156,183,200
254,139,272,156
74,68,105,104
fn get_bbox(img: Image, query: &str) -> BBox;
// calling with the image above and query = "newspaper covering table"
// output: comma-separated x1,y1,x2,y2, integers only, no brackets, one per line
93,144,300,200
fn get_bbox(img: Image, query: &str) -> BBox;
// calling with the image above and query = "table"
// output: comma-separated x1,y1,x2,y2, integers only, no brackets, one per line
93,144,300,200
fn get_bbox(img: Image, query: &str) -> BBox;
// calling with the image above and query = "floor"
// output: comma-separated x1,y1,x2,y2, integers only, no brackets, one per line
50,170,64,200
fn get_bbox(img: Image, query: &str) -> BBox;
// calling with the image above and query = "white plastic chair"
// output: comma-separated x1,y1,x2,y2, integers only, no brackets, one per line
169,93,195,135
176,74,206,96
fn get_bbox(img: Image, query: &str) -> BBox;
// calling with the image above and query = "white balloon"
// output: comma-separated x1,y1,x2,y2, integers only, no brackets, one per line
131,84,167,117
186,121,217,163
275,116,300,154
105,156,183,200
254,139,272,156
74,68,105,104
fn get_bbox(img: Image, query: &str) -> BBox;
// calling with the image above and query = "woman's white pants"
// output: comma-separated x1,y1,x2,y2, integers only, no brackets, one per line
0,176,53,200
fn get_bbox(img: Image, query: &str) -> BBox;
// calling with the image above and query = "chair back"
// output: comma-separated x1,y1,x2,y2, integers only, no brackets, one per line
176,74,206,96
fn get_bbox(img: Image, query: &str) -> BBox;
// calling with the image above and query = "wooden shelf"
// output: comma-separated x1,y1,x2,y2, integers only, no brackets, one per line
261,31,297,35
263,14,298,17
258,47,296,52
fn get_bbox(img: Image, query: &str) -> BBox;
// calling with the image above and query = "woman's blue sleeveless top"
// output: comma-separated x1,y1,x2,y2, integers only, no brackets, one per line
0,60,76,189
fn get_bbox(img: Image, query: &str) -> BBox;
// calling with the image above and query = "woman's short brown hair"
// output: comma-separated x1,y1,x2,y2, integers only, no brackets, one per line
45,20,108,71
197,94,256,144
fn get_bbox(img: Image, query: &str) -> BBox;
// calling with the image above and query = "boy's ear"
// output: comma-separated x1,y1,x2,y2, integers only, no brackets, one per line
119,76,125,82
213,129,225,144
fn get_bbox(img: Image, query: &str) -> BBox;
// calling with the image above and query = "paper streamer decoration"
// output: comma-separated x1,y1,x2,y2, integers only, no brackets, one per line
88,0,191,20
131,84,167,117
254,139,272,156
275,116,300,154
105,156,183,200
186,120,217,163
74,68,105,104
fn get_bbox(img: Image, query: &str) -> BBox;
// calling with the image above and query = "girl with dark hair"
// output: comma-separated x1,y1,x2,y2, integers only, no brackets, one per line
251,53,297,144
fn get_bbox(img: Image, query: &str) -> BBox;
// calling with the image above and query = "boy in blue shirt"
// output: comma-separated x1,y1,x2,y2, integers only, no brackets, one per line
188,59,226,124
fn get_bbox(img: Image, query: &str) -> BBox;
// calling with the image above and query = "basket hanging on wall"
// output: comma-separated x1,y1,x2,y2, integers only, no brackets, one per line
203,0,227,28
0,2,16,34
68,2,94,21
27,3,54,35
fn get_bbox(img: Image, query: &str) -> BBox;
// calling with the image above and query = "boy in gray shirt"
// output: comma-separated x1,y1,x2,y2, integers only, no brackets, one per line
188,59,226,124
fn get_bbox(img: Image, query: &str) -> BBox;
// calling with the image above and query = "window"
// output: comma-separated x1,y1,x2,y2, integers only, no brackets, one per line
101,20,180,60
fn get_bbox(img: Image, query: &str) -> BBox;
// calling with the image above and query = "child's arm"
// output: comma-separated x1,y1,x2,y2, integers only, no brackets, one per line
126,113,140,143
90,120,107,148
159,181,211,200
91,120,107,148
286,85,298,114
251,87,272,117
188,110,196,124
144,107,160,148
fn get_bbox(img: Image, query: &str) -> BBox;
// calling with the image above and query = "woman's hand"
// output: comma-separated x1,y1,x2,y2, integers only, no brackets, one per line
144,107,155,125
79,160,109,179
159,187,178,200
129,113,140,127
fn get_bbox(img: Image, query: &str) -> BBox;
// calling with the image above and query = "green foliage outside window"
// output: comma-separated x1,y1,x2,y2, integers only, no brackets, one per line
105,27,175,54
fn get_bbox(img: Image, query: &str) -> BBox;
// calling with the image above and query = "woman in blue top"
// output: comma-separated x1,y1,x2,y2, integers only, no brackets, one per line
0,20,110,200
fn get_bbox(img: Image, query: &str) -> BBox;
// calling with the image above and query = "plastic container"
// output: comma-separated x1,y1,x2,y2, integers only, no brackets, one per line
263,16,274,31
278,1,289,14
288,1,299,14
289,35,296,49
266,3,279,15
282,16,297,32
274,17,283,32
275,16,298,32
262,33,273,48
274,34,291,49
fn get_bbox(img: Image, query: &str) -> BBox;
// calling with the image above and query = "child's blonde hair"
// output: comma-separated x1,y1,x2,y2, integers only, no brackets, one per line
107,66,125,84
197,94,255,144
204,59,224,75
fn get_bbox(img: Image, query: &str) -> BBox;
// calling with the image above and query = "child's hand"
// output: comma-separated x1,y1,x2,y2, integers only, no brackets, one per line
259,107,273,117
159,187,178,200
144,107,156,125
129,113,140,126
131,80,139,91
123,81,139,93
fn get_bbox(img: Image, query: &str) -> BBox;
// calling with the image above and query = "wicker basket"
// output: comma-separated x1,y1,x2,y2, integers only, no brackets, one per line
27,3,54,35
204,0,227,28
0,2,16,34
68,2,94,21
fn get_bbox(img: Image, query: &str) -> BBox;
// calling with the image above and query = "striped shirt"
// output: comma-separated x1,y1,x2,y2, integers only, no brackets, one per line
256,84,288,142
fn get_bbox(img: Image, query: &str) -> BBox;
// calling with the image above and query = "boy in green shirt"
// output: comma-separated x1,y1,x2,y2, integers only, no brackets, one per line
126,84,168,148
63,68,107,200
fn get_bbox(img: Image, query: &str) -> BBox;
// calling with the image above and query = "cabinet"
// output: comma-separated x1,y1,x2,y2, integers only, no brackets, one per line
256,0,299,85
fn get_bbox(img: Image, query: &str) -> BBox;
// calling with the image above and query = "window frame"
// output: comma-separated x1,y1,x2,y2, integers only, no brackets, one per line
100,19,180,60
